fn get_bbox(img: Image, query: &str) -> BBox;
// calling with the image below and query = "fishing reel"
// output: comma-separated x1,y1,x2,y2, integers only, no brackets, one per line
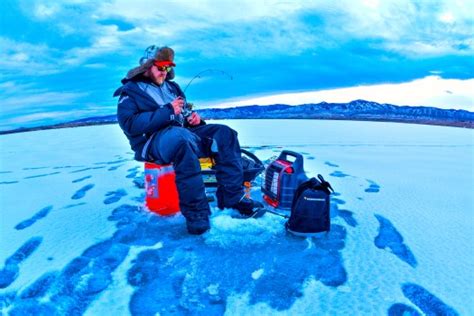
182,101,194,118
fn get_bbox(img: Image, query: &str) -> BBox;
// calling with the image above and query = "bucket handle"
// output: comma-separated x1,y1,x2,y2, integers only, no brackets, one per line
277,150,304,172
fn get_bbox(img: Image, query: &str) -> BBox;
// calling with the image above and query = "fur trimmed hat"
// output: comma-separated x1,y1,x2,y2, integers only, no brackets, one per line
126,45,176,80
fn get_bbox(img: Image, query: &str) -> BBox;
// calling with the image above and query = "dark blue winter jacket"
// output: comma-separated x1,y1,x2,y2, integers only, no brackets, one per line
114,76,202,161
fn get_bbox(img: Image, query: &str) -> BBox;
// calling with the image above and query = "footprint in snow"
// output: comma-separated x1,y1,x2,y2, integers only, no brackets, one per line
71,184,95,200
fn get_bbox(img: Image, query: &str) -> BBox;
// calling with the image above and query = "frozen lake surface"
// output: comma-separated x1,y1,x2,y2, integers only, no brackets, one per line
0,120,472,315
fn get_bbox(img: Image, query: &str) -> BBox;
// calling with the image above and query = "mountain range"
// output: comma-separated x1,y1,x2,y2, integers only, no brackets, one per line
197,100,474,127
2,100,472,134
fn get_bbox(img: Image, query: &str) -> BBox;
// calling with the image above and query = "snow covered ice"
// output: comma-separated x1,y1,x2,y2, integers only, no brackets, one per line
0,119,472,315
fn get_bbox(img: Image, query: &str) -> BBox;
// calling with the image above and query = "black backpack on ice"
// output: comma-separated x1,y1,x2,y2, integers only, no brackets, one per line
285,175,334,236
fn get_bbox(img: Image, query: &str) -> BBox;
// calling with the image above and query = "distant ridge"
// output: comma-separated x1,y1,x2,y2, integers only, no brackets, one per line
1,100,472,134
197,100,474,128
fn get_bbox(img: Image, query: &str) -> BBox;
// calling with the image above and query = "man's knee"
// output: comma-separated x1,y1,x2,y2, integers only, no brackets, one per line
219,124,237,136
152,127,200,163
174,129,197,147
212,124,238,142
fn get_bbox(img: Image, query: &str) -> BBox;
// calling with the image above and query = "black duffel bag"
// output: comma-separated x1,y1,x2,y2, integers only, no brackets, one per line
285,175,334,236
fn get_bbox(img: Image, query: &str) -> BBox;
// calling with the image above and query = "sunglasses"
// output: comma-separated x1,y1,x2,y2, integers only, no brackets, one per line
153,61,171,72
153,63,173,72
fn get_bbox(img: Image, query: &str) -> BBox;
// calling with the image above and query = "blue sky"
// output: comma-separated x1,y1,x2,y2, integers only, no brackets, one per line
0,0,473,130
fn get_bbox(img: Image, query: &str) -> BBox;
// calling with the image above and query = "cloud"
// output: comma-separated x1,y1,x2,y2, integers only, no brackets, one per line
61,25,124,66
0,27,132,77
1,87,89,113
112,0,472,59
4,0,473,77
0,2,136,76
0,37,63,76
1,0,473,130
0,80,36,92
6,111,78,124
92,1,322,58
0,109,99,130
439,11,455,24
215,76,474,111
33,3,60,19
98,0,305,24
0,85,107,130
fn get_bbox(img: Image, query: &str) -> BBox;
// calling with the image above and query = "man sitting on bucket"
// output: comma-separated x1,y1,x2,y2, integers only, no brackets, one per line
114,45,264,235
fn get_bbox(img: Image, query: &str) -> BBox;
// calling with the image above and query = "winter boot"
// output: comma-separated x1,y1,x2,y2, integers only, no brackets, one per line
186,212,210,235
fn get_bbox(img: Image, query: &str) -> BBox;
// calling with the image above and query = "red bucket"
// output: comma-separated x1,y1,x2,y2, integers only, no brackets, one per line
144,162,180,216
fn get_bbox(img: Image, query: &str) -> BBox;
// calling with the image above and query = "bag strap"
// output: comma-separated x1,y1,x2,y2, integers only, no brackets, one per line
317,174,334,194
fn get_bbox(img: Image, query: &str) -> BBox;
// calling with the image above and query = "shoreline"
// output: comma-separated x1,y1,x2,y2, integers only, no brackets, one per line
1,117,472,136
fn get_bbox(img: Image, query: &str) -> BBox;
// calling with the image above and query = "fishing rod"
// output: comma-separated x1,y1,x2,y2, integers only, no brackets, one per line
183,69,233,93
266,209,290,218
181,69,234,117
